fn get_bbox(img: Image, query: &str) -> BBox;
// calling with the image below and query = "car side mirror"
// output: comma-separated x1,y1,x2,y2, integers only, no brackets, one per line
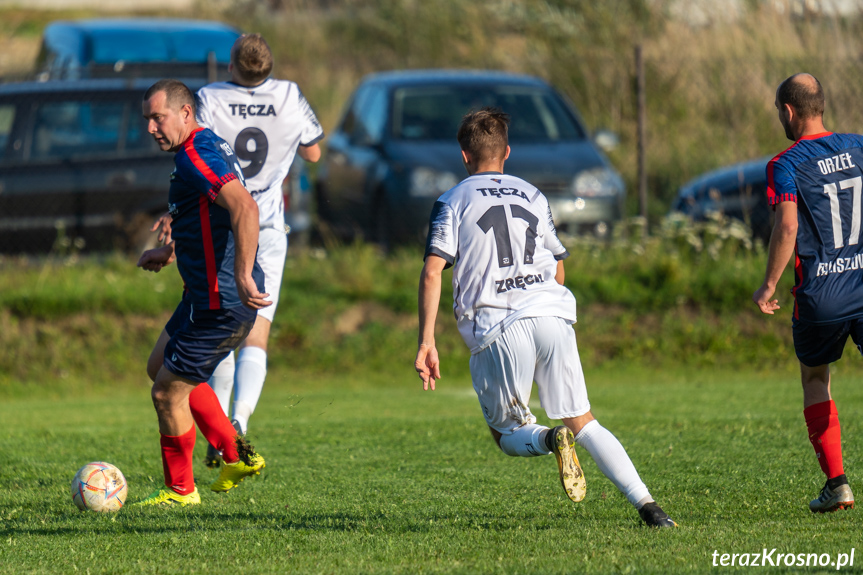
593,129,619,152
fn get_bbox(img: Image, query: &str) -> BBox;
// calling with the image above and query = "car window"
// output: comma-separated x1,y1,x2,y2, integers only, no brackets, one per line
0,105,15,160
391,85,585,142
30,100,147,160
358,87,388,144
344,86,386,145
339,85,388,145
339,85,366,137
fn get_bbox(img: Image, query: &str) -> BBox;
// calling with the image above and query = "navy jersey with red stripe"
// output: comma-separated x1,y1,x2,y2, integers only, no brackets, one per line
767,132,863,324
169,127,265,310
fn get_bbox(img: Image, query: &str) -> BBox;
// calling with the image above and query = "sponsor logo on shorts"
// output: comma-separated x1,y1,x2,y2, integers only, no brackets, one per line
171,353,178,362
495,273,544,293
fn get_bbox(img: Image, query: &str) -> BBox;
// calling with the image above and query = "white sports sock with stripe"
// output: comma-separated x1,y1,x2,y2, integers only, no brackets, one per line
232,346,267,434
575,419,651,507
499,423,552,457
206,351,235,416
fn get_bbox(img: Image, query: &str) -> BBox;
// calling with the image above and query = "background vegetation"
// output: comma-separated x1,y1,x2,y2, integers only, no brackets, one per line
0,215,820,397
5,1,863,217
0,2,861,385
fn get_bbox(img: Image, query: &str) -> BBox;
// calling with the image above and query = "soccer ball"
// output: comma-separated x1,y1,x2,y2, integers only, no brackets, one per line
71,462,128,512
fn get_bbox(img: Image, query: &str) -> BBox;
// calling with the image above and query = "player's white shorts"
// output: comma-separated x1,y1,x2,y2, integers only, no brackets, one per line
256,227,288,323
469,316,591,434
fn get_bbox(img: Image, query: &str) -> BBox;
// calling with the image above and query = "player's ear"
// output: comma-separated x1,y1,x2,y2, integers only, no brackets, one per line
783,102,795,123
461,149,472,175
503,146,511,161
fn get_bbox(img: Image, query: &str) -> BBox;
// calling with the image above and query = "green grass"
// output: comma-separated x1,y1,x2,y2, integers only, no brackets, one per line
0,223,798,394
3,365,863,573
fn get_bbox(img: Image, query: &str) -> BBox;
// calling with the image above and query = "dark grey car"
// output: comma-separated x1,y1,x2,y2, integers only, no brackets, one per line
0,78,311,253
315,70,625,244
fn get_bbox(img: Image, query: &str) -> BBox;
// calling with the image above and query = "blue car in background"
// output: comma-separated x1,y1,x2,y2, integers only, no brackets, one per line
671,156,772,242
34,19,241,81
315,69,625,245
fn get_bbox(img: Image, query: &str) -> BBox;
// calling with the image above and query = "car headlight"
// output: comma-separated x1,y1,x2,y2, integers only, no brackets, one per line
572,167,624,197
409,167,459,197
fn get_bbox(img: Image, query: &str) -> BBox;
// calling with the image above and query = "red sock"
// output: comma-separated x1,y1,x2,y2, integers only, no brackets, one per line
160,426,196,495
804,400,845,479
189,383,239,463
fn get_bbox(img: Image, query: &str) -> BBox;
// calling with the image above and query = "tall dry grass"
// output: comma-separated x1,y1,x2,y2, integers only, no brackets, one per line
4,1,863,216
205,0,863,217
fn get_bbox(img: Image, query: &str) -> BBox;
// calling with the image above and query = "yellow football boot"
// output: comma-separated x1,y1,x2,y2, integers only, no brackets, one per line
133,486,201,507
210,453,265,493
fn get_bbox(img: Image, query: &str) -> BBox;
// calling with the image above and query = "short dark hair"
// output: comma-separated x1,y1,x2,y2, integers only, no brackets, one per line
777,74,825,120
232,34,273,85
143,79,196,115
457,107,509,163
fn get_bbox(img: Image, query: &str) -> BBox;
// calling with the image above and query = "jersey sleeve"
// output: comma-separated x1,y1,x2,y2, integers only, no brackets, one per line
541,201,569,260
424,200,457,268
766,157,797,206
195,90,215,131
296,88,325,147
180,139,240,202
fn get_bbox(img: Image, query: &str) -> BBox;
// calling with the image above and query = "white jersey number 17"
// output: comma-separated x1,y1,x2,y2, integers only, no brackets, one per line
477,205,539,268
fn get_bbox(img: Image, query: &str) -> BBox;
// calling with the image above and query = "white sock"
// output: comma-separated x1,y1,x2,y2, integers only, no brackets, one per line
499,424,552,457
206,352,235,416
232,346,267,434
575,420,651,507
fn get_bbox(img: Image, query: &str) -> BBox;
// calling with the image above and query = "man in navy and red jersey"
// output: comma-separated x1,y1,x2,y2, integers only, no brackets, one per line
754,73,863,513
134,79,272,506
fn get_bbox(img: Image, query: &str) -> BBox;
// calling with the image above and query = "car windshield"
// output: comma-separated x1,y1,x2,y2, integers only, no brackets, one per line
391,84,585,142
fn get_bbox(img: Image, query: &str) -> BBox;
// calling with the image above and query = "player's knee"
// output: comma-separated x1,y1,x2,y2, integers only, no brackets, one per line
150,383,169,409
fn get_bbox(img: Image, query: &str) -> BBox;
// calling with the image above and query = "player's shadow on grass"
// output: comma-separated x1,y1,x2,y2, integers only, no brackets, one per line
0,508,629,538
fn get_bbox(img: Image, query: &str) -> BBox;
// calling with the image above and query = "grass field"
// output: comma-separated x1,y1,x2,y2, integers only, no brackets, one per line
3,365,863,574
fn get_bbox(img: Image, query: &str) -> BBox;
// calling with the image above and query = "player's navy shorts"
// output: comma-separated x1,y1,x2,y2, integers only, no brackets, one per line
163,298,256,382
793,317,863,367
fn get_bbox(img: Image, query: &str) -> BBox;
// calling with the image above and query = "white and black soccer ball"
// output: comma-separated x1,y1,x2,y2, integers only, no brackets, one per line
71,462,128,512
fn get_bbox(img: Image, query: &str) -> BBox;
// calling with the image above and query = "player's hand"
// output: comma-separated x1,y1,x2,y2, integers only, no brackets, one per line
753,283,780,314
237,276,272,310
137,244,175,272
150,212,173,245
415,343,441,391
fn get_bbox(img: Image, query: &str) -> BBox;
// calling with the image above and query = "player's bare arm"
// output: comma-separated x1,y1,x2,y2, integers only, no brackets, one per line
416,254,446,391
298,143,321,163
215,179,271,310
753,201,798,314
137,242,176,273
555,260,565,285
149,211,173,244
